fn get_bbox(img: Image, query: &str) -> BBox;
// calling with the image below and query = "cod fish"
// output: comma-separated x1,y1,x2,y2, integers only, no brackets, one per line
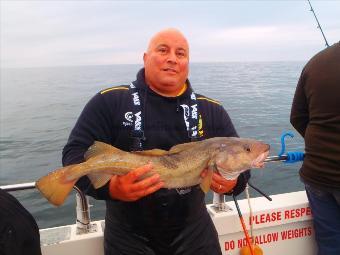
36,137,270,206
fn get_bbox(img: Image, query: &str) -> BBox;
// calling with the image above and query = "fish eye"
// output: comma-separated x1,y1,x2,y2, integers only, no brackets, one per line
219,143,227,151
244,145,251,152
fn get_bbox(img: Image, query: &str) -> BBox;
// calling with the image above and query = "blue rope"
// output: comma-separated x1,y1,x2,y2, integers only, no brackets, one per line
279,132,305,163
285,151,305,163
278,132,294,156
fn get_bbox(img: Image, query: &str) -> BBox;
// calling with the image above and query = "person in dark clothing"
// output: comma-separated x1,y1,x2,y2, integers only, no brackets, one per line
63,28,250,255
290,42,340,255
0,188,42,255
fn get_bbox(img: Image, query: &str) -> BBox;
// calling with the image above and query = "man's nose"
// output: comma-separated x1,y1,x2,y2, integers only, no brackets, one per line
166,51,178,63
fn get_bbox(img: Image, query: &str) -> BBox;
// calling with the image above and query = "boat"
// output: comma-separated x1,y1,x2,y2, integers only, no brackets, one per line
1,180,316,255
3,2,330,253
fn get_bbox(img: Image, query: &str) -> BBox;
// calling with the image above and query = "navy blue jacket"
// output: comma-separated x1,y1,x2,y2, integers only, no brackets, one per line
62,69,250,254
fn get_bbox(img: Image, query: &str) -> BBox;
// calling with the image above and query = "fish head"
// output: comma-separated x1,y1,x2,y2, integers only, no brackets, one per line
209,137,270,180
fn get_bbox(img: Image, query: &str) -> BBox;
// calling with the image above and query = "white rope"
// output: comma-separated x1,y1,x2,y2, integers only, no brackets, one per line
245,184,254,239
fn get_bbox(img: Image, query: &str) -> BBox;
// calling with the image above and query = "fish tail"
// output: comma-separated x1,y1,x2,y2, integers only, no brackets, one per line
36,165,78,206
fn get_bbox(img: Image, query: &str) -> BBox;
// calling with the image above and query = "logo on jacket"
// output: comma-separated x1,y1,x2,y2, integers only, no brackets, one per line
123,112,133,126
132,92,141,106
134,111,142,130
180,104,190,129
176,187,191,195
191,104,197,119
198,114,204,137
180,104,198,137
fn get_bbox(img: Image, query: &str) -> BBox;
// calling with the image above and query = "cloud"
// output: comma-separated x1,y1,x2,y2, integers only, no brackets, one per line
1,1,339,67
209,26,279,42
186,23,340,62
193,25,328,46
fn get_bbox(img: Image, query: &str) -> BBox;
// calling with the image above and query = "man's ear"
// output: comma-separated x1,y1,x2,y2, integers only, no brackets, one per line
143,52,147,63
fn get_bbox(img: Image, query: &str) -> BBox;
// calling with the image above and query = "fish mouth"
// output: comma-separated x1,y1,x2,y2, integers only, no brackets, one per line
251,150,270,168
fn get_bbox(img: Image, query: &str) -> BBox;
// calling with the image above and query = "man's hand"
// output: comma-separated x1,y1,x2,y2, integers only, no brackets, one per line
201,170,237,194
109,163,164,201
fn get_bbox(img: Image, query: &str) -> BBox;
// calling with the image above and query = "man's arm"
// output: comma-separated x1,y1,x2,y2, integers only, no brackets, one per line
62,92,164,201
290,67,309,138
62,93,114,200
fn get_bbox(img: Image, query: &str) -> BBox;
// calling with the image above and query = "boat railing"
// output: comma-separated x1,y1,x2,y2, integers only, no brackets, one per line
1,182,232,227
213,192,233,212
1,182,36,192
0,182,96,235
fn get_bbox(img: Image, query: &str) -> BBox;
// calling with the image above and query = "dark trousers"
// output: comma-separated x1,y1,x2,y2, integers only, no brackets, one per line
305,184,340,255
104,214,222,255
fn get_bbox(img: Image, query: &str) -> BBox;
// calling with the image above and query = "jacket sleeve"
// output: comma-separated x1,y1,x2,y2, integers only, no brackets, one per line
214,105,250,196
62,93,113,200
290,67,309,138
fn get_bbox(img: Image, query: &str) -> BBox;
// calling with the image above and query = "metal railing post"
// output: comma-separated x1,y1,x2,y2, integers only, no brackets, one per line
73,185,95,234
0,182,97,235
212,192,232,212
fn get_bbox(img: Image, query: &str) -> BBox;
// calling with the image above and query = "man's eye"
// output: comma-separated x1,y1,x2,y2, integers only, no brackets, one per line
158,48,167,53
177,51,186,57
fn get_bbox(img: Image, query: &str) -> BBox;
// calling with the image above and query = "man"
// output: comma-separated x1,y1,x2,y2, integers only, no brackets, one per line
63,28,250,255
290,42,340,255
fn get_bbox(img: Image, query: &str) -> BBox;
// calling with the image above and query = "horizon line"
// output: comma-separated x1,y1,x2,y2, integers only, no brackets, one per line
1,60,308,70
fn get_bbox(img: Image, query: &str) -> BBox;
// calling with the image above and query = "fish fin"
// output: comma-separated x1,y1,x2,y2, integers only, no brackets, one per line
84,141,122,160
133,149,168,156
134,141,198,156
200,168,213,193
87,173,112,189
36,165,78,206
169,141,198,154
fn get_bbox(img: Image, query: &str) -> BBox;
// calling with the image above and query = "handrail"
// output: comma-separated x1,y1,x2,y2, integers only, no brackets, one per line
0,182,36,191
0,182,94,234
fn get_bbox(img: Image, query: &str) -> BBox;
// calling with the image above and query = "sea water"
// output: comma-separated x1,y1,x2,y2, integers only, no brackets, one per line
0,62,305,228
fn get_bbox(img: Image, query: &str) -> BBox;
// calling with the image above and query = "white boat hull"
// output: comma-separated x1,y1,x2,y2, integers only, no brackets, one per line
40,191,316,255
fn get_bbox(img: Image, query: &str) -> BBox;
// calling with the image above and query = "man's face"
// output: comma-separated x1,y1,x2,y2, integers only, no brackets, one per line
143,30,189,96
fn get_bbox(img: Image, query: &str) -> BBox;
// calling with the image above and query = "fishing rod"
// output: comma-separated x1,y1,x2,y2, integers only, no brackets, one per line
307,0,329,47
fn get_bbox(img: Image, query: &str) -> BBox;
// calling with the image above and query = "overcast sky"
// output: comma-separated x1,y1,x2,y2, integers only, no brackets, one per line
1,1,339,68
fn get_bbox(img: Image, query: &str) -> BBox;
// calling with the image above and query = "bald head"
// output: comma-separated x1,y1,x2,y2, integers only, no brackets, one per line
143,28,190,97
146,28,189,54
